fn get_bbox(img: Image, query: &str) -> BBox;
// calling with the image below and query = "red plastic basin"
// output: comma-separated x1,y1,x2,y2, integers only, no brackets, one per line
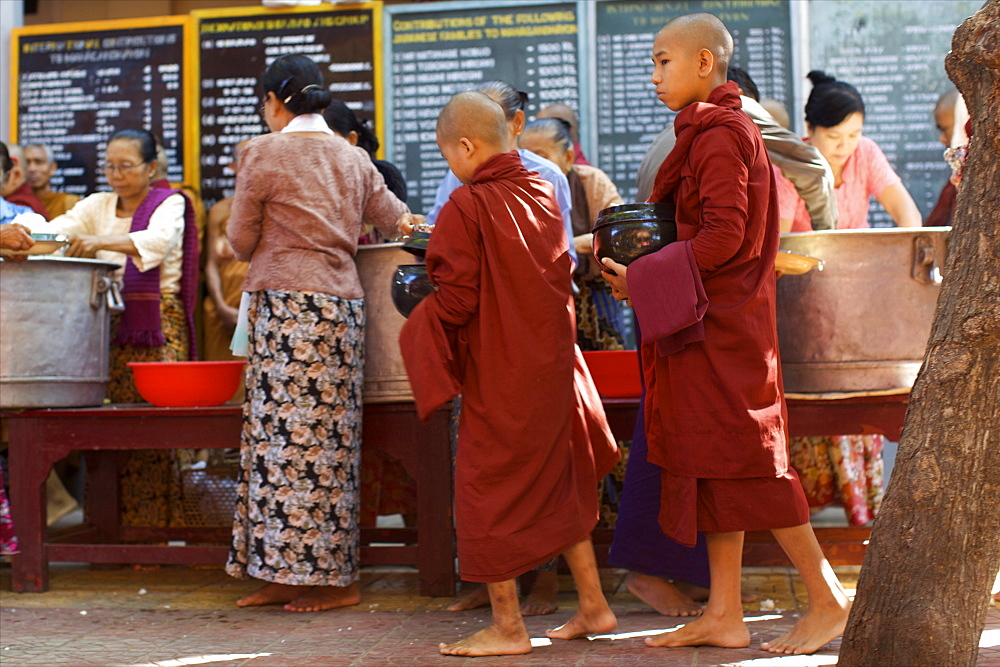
127,361,246,407
582,350,641,398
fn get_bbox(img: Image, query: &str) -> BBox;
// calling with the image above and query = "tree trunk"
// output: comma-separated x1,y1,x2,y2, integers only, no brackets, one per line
838,2,1000,665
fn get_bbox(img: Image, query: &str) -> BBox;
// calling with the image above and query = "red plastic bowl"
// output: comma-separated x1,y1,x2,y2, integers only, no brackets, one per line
127,361,246,407
582,350,641,398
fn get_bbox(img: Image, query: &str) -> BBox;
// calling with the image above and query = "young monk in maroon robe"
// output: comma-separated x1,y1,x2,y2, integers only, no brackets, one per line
600,13,851,656
400,91,620,657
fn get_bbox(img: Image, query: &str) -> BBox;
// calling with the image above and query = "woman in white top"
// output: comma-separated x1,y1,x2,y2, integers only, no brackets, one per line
32,128,198,528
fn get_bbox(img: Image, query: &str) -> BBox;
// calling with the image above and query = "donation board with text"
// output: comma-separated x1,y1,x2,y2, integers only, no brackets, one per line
386,2,581,216
593,0,794,203
195,4,379,207
12,17,192,197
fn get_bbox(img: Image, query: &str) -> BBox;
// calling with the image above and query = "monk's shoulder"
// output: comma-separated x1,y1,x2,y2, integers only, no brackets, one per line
691,119,759,167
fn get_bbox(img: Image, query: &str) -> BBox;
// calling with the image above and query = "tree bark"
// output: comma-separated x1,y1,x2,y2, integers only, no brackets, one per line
838,2,1000,665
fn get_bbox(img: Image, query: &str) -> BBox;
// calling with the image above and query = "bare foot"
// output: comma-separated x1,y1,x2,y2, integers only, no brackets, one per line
446,584,491,611
521,570,559,616
284,583,361,612
236,582,302,608
439,624,532,657
761,598,851,655
545,603,617,640
626,572,703,617
645,611,750,648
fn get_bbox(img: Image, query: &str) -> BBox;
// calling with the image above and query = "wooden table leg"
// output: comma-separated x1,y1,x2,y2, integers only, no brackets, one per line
8,420,53,592
85,450,121,545
416,408,455,597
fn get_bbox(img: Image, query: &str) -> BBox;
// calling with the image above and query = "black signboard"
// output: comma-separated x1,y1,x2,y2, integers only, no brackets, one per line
13,17,190,197
808,0,978,226
594,0,794,203
387,2,580,216
195,4,378,207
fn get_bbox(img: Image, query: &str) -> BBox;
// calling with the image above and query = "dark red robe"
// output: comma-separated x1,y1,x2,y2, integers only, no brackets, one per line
400,151,619,582
628,82,809,547
7,182,49,220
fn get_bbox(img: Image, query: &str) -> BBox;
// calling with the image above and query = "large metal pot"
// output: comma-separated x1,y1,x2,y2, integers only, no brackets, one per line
776,227,950,394
356,243,415,403
0,256,123,408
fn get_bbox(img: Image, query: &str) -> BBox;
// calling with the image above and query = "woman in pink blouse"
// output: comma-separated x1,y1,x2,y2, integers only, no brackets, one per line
225,55,415,613
778,71,920,529
775,71,921,231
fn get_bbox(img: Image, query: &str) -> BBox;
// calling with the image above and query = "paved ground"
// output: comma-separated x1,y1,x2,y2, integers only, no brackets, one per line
2,563,998,666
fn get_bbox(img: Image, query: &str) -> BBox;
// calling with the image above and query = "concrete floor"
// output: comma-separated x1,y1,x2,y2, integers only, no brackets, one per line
1,561,998,666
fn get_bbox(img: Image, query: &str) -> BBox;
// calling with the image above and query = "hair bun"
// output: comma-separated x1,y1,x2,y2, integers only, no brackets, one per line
807,70,837,87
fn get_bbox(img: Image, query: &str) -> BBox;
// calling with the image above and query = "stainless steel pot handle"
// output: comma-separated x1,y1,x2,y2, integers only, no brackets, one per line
106,280,125,312
91,273,126,311
912,236,943,285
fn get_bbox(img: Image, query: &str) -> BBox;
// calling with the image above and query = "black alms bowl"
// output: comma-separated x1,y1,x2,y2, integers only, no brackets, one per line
391,264,435,318
592,202,677,271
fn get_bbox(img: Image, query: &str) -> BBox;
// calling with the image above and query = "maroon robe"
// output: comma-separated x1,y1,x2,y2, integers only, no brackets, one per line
400,151,619,582
7,182,49,220
628,82,809,547
925,180,956,227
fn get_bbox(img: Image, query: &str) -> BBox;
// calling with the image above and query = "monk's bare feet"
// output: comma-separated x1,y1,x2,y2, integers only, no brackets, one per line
761,597,851,655
645,610,750,648
626,572,703,617
284,583,361,612
521,570,559,616
446,584,490,612
439,624,532,657
545,603,617,640
236,582,302,608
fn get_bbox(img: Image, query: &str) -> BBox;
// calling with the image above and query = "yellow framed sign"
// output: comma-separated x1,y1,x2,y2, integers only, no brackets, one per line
11,15,196,197
192,3,382,207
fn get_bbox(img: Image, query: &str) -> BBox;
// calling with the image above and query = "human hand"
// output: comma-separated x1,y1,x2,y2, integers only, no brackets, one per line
600,257,630,303
0,223,34,251
219,304,240,329
396,212,426,239
65,234,102,258
0,223,34,262
573,233,593,255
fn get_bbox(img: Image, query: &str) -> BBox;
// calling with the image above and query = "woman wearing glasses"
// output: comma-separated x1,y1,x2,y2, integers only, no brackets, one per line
28,127,199,528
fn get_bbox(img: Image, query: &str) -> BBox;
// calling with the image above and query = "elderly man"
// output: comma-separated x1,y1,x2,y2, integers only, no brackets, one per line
23,143,80,218
2,144,49,219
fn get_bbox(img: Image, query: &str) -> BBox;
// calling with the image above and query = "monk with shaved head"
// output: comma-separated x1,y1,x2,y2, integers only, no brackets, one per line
401,90,620,657
601,13,851,656
536,102,592,165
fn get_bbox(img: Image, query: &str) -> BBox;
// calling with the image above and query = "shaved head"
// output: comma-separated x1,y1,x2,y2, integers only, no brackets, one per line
658,12,733,71
437,91,508,150
536,103,579,141
935,88,960,114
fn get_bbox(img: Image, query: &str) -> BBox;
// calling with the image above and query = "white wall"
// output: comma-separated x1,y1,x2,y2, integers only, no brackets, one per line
1,0,25,142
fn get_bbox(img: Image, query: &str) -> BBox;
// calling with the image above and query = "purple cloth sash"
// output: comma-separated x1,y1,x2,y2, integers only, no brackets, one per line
112,187,199,357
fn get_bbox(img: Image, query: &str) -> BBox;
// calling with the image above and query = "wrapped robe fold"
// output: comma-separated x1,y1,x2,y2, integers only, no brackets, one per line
400,151,619,582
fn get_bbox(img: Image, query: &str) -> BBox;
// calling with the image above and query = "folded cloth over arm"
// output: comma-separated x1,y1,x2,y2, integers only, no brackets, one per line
626,240,708,357
399,302,461,421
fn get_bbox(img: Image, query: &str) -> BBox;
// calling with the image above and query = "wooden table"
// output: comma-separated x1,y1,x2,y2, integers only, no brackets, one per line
5,402,454,596
598,394,909,566
6,394,908,594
